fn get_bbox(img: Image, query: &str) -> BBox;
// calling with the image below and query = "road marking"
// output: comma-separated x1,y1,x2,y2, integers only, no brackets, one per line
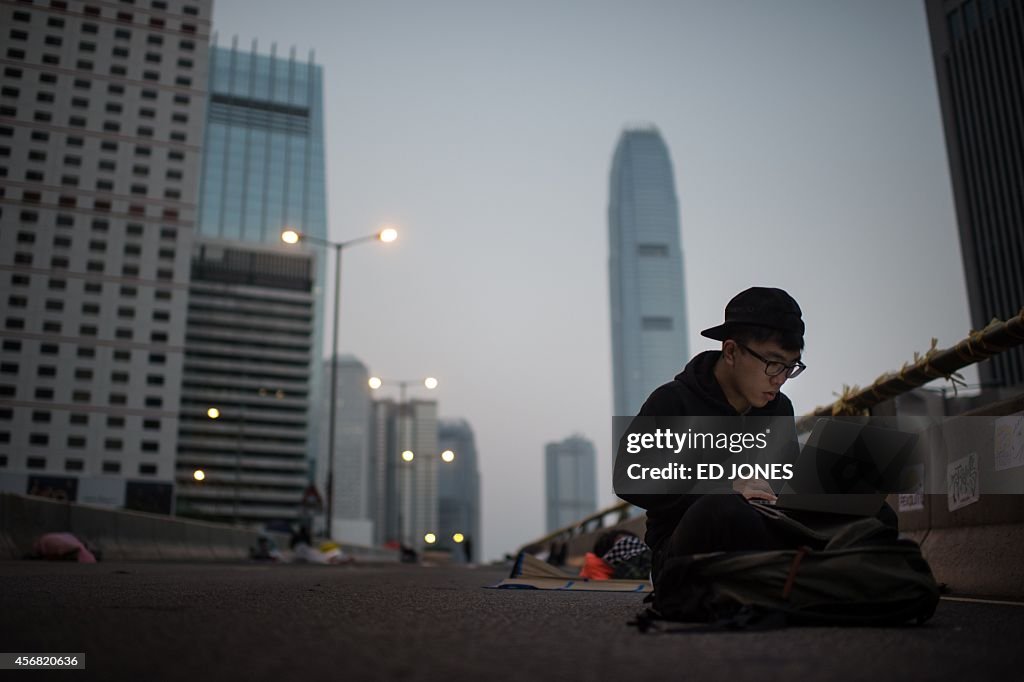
941,596,1024,607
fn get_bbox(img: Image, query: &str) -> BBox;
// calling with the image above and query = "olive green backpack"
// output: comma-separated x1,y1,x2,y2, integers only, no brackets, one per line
632,506,941,631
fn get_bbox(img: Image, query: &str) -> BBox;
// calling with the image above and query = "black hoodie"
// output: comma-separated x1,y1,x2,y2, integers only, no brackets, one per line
616,350,797,552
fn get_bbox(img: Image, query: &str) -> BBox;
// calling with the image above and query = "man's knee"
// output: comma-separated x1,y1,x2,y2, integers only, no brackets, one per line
876,501,899,530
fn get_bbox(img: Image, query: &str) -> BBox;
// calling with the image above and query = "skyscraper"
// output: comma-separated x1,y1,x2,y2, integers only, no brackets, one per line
438,418,481,561
193,39,329,487
545,435,597,533
197,40,327,246
0,0,212,512
608,127,689,417
925,0,1024,388
318,354,373,544
370,398,440,549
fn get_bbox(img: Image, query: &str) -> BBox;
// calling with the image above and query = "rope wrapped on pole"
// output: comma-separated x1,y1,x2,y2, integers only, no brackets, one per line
799,308,1024,429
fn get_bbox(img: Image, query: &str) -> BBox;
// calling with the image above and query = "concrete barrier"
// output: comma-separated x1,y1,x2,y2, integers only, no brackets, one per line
2,493,70,559
184,521,217,561
1,493,288,562
920,522,1024,597
68,503,123,561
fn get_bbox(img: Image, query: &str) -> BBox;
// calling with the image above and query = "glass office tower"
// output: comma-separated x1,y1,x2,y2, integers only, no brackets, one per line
198,41,327,244
194,39,328,486
608,127,689,417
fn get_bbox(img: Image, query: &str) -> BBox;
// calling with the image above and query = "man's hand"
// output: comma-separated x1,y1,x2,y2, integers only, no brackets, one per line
732,478,778,503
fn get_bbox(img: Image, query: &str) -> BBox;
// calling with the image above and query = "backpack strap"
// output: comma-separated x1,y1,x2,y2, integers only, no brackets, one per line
781,546,812,600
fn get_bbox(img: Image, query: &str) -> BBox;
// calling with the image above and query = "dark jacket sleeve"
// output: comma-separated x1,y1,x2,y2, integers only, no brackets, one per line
614,384,694,511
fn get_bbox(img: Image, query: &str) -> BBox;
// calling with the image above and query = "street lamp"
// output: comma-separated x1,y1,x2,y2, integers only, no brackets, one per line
369,376,441,546
393,446,454,548
281,225,398,539
193,469,206,482
368,376,437,404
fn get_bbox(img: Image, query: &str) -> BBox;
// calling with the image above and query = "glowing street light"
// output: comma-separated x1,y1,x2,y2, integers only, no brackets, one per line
441,449,455,463
193,469,206,482
424,533,437,544
371,373,439,546
368,376,438,403
453,533,465,543
280,224,398,538
206,407,220,419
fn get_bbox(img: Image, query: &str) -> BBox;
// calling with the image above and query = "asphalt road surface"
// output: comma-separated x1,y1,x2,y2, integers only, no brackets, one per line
1,561,1022,682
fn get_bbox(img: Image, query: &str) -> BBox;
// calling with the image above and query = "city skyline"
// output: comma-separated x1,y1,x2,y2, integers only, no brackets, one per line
0,1,990,563
210,0,978,562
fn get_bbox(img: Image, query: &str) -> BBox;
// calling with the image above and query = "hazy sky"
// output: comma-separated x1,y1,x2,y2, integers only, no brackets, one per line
211,0,974,561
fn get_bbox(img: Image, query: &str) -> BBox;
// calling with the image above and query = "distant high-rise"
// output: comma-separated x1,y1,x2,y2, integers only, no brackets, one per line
175,239,313,525
370,398,440,549
0,0,212,512
608,127,689,417
319,355,373,544
195,40,329,483
438,419,481,562
545,435,597,532
925,0,1024,388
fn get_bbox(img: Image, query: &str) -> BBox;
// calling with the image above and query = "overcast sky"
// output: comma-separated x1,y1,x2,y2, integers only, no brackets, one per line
211,0,975,561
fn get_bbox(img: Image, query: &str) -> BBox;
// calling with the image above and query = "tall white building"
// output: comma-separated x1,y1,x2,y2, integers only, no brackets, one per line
608,127,689,417
318,354,373,544
545,435,597,532
0,0,212,512
370,398,439,549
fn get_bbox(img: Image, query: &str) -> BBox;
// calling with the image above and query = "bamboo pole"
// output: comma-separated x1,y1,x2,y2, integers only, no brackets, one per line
800,309,1024,427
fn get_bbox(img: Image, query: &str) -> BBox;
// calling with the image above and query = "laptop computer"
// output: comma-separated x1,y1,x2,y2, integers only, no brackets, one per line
758,419,919,516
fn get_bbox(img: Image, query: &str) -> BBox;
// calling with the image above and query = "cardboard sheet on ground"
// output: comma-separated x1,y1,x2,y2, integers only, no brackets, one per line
486,552,652,592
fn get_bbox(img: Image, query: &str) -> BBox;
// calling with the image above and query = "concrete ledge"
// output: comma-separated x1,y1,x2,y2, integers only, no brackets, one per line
69,503,122,560
919,523,1024,599
0,493,288,562
2,493,70,559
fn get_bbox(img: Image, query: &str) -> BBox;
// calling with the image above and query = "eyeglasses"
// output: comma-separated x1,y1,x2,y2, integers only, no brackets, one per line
737,343,806,379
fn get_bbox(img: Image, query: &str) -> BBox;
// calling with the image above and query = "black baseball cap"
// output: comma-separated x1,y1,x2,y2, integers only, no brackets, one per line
700,287,804,341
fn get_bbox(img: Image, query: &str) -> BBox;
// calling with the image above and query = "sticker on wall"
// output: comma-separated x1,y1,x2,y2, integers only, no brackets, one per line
947,452,979,512
994,415,1024,472
898,463,924,512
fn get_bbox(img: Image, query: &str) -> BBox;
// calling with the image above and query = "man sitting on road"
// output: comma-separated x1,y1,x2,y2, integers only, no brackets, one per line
618,288,812,581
